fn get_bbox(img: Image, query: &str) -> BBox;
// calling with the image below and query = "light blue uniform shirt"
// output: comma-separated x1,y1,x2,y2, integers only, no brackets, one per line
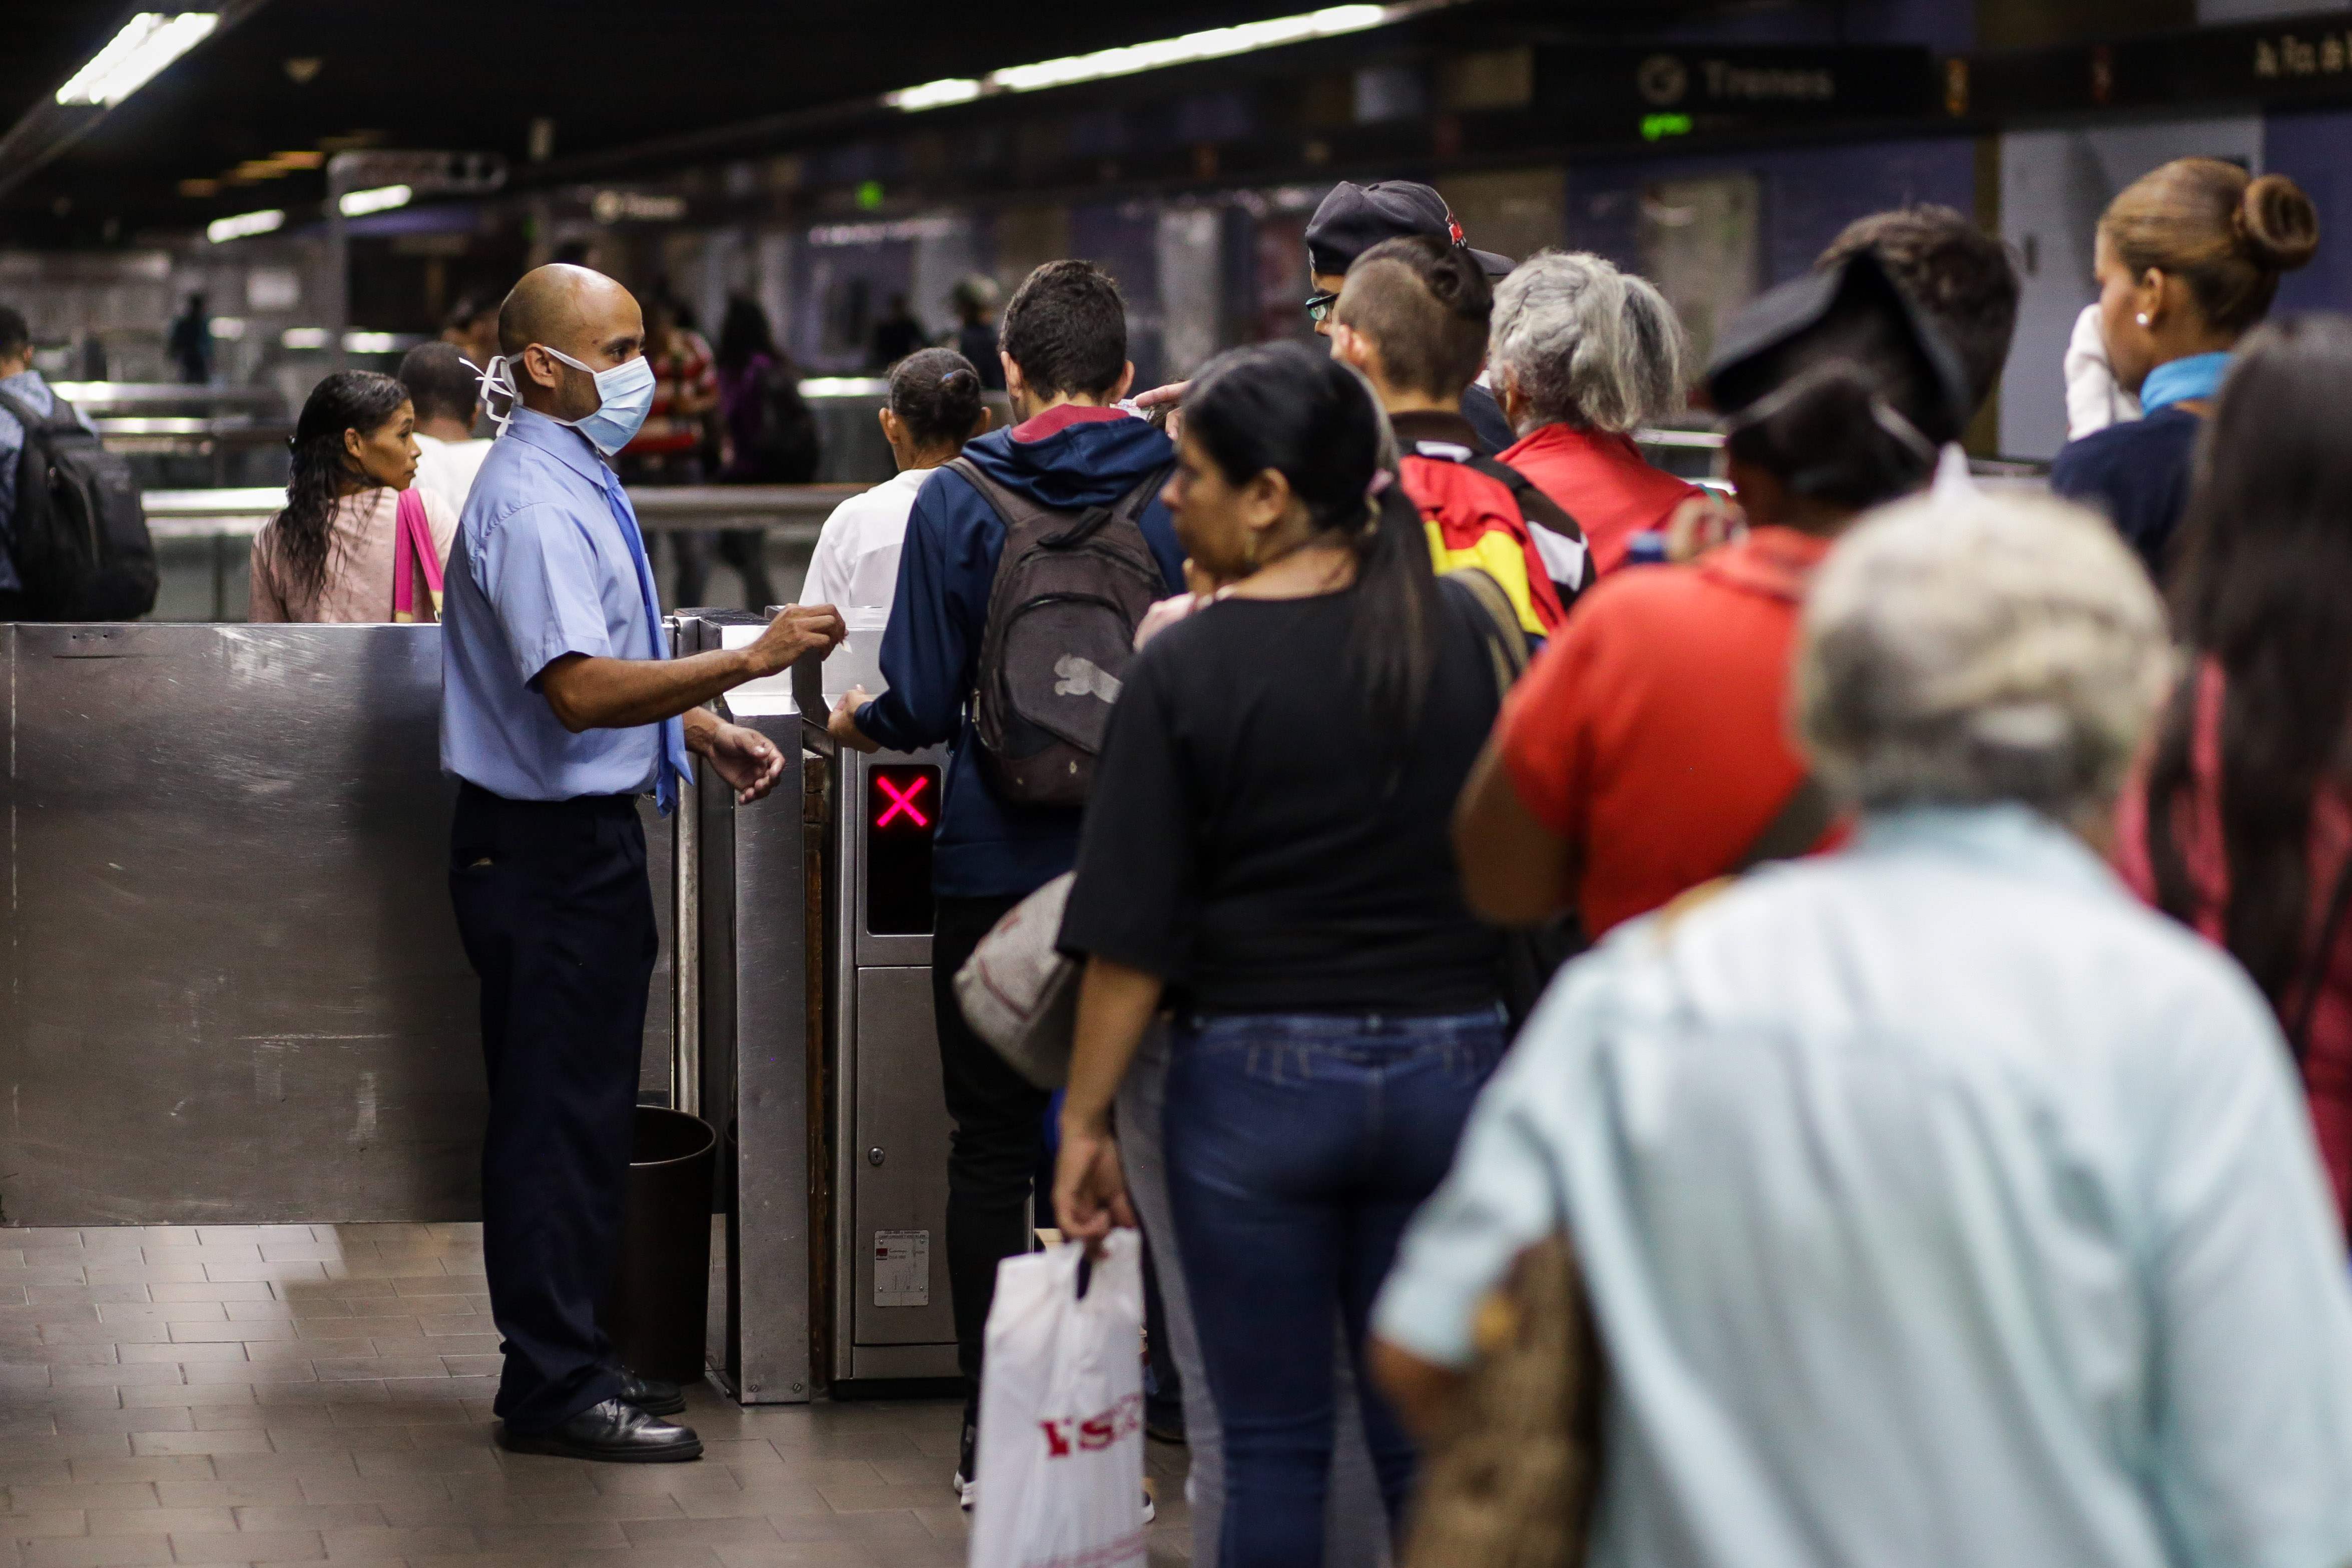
439,408,690,805
1377,805,2352,1568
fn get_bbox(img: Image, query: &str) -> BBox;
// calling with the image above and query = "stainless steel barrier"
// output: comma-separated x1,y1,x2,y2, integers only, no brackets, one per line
141,484,867,537
0,622,674,1225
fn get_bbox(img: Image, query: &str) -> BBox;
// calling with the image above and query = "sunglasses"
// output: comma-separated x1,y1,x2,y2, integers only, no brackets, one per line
1304,290,1339,324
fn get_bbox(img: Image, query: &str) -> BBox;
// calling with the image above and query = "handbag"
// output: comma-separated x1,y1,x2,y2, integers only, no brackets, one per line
391,486,444,623
955,872,1080,1090
1399,1232,1602,1568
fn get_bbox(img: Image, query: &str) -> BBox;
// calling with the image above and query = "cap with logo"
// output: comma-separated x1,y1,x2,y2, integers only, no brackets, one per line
1304,180,1516,279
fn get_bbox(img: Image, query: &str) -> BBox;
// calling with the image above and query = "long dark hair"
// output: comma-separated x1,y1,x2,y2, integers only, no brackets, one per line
2149,315,2352,1017
274,370,408,606
1182,342,1438,728
716,295,786,374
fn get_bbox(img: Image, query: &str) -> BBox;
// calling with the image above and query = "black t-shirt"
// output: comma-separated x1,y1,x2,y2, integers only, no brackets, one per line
1058,583,1504,1015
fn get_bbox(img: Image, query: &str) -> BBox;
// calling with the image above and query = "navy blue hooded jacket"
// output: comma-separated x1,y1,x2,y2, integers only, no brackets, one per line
856,404,1184,899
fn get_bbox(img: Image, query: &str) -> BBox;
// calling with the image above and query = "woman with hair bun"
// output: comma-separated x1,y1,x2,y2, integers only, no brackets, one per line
2053,159,2319,582
797,346,992,613
249,369,456,623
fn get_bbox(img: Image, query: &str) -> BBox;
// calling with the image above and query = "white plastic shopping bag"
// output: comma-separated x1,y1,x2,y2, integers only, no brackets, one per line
968,1231,1147,1568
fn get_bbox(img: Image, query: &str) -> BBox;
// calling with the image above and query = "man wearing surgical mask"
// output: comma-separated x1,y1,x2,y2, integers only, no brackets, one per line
439,264,845,1461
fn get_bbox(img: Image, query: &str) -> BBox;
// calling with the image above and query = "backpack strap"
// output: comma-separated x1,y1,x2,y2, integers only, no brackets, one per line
1730,776,1835,873
1440,566,1531,703
0,387,64,440
1462,451,1592,608
944,454,1171,551
944,454,1067,543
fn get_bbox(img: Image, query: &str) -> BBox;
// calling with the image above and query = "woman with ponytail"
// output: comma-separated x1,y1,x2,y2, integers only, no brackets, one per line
249,369,456,623
2053,159,2319,583
1053,341,1508,1565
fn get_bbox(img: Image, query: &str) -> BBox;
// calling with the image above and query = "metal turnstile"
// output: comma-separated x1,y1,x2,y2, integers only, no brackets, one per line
823,741,959,1385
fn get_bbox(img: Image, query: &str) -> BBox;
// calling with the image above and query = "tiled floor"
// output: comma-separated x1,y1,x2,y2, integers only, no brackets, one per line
0,1225,1193,1567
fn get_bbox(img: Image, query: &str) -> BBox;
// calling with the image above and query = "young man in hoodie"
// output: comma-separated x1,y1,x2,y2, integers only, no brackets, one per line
828,260,1184,1505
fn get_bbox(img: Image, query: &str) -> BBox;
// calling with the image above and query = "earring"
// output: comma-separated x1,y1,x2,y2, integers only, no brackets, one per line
2136,313,2151,327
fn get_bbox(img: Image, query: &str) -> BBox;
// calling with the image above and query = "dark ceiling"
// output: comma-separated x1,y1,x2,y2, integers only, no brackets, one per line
3,0,1732,246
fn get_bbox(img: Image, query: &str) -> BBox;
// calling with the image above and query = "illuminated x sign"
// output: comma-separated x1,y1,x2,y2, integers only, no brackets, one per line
873,770,932,830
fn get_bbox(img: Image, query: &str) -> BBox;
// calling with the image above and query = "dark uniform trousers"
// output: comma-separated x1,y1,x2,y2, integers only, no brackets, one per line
448,782,657,1433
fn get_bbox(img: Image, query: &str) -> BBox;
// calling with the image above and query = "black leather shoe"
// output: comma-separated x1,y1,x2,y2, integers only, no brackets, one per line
497,1398,702,1463
619,1371,686,1417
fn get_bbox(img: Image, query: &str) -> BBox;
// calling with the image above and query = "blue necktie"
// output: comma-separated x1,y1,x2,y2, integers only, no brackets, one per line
595,466,694,815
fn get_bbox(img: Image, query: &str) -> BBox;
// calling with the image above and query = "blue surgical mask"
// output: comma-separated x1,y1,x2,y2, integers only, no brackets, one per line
478,345,657,454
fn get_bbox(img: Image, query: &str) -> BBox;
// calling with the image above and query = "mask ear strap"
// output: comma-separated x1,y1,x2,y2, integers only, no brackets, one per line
473,353,520,435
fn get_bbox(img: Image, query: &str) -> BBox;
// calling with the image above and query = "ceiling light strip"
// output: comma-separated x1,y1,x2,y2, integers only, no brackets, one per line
882,2,1425,112
56,13,219,108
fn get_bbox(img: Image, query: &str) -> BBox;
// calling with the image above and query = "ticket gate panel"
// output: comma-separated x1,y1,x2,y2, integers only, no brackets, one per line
829,744,962,1385
849,967,958,1348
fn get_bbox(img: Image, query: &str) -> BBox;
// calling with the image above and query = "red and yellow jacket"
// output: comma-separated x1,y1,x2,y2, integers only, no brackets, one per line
1393,413,1584,637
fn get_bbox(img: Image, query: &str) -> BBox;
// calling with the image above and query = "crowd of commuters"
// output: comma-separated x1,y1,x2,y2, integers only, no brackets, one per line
16,144,2349,1561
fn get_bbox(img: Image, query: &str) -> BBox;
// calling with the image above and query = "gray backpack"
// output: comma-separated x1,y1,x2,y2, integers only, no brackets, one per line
945,455,1170,809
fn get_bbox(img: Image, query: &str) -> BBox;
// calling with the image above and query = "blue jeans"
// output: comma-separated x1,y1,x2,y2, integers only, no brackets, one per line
1163,1006,1508,1568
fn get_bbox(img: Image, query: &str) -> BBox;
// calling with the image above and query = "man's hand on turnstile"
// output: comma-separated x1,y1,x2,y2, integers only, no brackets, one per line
684,709,789,803
744,603,847,678
828,686,881,754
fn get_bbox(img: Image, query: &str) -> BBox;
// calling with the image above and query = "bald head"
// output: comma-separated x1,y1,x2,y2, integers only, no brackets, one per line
499,264,644,419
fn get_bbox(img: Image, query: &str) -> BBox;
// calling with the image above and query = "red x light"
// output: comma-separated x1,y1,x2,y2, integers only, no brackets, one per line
872,769,933,831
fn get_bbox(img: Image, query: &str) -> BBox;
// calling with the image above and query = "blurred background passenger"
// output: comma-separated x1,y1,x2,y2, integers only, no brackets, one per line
1330,234,1582,633
710,295,819,612
399,342,494,519
1453,251,1967,940
166,291,211,384
0,304,100,619
949,274,1006,390
1054,343,1509,1567
1374,488,2352,1568
2052,160,2318,582
440,293,502,375
868,292,928,370
1486,250,1702,579
249,369,455,623
621,293,720,604
2117,315,2352,1230
799,347,989,614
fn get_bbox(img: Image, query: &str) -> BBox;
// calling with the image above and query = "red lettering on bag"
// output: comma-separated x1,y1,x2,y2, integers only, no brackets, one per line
1038,1394,1143,1458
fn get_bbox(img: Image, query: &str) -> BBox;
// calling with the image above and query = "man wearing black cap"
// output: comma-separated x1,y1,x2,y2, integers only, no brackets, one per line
1133,179,1520,450
1303,180,1519,451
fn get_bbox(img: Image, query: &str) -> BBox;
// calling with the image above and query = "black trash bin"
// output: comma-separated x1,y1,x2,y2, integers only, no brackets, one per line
603,1106,718,1384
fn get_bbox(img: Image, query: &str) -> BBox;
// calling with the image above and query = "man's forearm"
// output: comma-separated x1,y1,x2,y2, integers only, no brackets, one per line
542,648,756,732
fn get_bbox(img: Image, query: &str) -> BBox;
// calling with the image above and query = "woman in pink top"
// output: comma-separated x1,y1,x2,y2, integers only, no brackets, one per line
250,369,457,623
1488,250,1708,577
2112,318,2352,1231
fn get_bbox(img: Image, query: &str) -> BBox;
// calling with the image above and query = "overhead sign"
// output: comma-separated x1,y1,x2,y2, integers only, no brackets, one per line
1972,15,2352,115
1540,45,1940,139
326,149,506,197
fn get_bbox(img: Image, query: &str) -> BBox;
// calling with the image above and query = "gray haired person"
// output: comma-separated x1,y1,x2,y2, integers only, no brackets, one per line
1486,250,1715,575
1375,488,2352,1568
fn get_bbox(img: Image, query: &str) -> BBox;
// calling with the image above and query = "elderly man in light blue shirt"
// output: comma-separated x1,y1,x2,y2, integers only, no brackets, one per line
440,264,840,1464
1374,493,2352,1568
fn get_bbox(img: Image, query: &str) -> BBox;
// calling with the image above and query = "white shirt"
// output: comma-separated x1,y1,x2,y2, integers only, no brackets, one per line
1378,805,2352,1568
412,431,496,520
797,466,929,614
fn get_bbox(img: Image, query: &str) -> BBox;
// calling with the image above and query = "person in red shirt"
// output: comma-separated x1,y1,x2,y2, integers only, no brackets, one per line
2112,317,2352,1228
1454,251,1970,938
1488,251,1712,579
1329,235,1585,636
